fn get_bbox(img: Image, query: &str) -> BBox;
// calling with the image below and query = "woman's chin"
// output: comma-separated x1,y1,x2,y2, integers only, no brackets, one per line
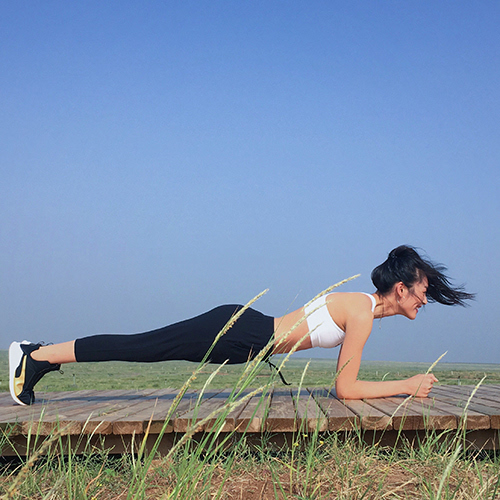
405,311,418,320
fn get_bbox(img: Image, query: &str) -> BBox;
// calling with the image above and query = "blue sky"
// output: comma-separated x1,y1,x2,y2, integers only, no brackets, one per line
1,2,499,364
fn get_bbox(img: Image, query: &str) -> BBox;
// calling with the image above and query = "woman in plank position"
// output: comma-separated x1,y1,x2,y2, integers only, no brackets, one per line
9,245,474,406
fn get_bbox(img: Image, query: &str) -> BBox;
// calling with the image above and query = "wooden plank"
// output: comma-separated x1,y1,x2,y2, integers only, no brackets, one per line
467,385,500,396
367,396,457,431
0,390,95,419
434,386,500,408
148,389,209,434
419,397,490,430
388,396,457,431
23,389,159,436
87,389,179,435
1,391,104,435
37,390,100,403
291,389,328,432
431,387,500,429
0,393,16,406
110,389,180,435
2,385,500,449
26,390,138,435
0,401,53,425
473,385,500,396
235,393,272,433
307,388,358,431
66,390,154,435
363,397,421,431
38,390,154,435
431,385,500,408
340,399,393,430
468,388,500,416
200,389,260,433
127,389,184,434
265,389,298,432
431,386,480,406
195,389,241,433
173,389,242,433
172,389,228,433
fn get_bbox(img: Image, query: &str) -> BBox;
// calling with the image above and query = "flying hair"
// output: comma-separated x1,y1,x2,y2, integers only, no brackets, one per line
370,245,475,306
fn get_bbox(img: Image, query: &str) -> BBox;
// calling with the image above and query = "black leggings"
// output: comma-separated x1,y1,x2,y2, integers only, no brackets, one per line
74,305,274,365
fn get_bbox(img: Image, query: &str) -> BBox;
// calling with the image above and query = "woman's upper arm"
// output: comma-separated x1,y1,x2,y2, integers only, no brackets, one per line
335,310,373,398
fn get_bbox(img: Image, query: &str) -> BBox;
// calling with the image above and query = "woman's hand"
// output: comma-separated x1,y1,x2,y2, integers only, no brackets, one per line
405,373,438,397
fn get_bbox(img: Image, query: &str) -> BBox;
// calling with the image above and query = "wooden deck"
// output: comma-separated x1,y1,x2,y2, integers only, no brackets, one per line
1,385,499,456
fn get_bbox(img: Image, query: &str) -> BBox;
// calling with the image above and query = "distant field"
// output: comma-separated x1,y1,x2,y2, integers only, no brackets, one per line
2,350,499,392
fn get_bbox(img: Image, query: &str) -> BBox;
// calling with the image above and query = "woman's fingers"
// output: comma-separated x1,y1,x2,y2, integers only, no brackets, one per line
409,373,438,397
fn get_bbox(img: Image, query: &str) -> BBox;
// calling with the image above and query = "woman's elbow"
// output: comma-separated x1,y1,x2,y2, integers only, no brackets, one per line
335,381,356,400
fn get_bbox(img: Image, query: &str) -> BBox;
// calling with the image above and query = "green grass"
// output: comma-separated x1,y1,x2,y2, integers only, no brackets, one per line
2,364,500,499
1,349,499,392
2,283,500,500
2,353,500,499
3,428,500,500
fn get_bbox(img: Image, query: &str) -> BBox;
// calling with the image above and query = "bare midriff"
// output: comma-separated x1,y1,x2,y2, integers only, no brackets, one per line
272,307,312,354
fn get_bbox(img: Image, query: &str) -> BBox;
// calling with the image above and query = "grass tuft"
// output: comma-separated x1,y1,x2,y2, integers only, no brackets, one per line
1,284,500,499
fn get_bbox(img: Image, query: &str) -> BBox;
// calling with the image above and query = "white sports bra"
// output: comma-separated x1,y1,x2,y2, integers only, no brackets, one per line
305,293,376,349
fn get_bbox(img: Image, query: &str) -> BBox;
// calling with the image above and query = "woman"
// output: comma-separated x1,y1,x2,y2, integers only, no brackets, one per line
9,245,474,406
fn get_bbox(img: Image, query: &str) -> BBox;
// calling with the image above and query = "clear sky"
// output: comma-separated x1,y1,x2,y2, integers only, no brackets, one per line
1,2,499,364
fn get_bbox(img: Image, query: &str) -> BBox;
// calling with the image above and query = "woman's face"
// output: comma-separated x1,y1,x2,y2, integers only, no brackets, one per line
400,276,428,320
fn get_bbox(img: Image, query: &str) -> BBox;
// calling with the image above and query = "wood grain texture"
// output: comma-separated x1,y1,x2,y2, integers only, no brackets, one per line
2,385,499,448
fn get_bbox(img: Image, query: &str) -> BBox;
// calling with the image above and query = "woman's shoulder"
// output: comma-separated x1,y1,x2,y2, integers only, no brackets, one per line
321,292,375,333
325,291,374,300
326,292,376,314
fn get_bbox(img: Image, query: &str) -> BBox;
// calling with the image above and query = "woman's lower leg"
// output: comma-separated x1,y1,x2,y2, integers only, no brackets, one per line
30,341,77,364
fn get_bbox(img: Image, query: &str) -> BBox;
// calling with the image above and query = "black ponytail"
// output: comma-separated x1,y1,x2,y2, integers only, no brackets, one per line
371,245,475,306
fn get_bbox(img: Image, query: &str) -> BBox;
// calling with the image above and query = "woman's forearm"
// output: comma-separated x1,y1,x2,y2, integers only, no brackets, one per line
336,373,437,400
335,379,409,400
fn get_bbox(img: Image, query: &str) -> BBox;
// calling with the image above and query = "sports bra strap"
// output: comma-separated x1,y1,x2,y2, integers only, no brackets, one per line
362,293,377,313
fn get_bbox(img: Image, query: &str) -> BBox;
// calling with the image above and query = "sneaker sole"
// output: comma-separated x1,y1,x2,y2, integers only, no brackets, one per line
9,341,31,406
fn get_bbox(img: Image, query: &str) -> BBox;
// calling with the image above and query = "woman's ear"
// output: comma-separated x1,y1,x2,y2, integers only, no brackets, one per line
395,282,406,301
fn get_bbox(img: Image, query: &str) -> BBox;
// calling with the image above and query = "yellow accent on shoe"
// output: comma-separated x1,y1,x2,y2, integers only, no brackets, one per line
14,356,27,397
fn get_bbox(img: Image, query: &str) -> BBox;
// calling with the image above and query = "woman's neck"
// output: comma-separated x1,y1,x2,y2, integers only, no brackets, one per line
373,292,399,319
